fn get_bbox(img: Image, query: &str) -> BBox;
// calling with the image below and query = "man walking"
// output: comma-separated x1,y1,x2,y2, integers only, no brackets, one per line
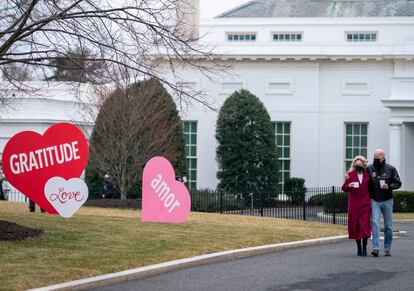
367,149,401,257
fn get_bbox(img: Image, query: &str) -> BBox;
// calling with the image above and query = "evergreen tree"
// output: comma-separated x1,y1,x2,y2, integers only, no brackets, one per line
216,89,278,195
86,78,187,199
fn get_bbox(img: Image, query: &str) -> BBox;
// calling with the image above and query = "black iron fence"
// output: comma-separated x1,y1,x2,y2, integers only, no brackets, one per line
191,186,348,225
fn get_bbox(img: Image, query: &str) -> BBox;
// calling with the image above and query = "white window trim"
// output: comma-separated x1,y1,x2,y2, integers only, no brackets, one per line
343,122,369,172
219,80,247,95
271,32,303,42
341,79,372,96
226,32,257,42
345,31,378,42
265,78,295,95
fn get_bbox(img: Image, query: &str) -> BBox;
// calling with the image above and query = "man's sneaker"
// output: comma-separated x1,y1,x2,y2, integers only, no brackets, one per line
371,250,379,257
385,251,392,256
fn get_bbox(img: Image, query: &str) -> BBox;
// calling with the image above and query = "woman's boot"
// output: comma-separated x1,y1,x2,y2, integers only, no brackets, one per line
356,239,362,256
362,237,368,256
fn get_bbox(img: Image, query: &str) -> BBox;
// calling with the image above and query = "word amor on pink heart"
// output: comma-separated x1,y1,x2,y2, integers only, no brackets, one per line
150,174,182,213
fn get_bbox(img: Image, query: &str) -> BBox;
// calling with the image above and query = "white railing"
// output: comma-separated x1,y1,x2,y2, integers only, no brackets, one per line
5,189,28,203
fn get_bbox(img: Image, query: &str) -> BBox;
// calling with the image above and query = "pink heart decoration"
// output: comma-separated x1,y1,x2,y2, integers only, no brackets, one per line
142,156,191,224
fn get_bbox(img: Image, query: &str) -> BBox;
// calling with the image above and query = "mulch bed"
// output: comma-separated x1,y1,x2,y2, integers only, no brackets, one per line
0,220,43,241
85,199,142,209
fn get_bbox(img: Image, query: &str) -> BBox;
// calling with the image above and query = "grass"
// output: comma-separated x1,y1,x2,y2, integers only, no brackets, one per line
393,212,414,220
0,201,346,290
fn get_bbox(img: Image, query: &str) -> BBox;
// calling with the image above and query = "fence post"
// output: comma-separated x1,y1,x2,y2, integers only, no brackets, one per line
219,190,223,214
302,190,306,221
332,186,336,225
260,192,264,217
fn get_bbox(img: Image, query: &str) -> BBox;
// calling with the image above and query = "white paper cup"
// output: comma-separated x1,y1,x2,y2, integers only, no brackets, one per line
380,180,386,187
353,182,359,188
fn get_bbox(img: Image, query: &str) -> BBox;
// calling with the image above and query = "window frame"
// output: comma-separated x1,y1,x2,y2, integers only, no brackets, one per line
273,122,292,189
272,32,303,42
344,122,369,172
183,121,198,190
226,32,257,42
345,31,378,42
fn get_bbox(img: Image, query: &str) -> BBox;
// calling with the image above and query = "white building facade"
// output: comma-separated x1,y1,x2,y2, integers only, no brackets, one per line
167,0,414,191
1,1,414,192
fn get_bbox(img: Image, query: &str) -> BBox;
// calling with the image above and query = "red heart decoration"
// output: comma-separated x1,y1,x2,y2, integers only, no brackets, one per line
1,123,89,214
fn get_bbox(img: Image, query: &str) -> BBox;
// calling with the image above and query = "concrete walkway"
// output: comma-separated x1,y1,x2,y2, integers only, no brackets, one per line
93,222,413,291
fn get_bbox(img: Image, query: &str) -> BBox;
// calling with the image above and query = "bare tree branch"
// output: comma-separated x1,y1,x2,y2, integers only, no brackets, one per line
0,0,229,110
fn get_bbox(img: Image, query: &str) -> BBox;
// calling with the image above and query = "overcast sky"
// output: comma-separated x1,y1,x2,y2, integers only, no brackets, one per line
199,0,251,19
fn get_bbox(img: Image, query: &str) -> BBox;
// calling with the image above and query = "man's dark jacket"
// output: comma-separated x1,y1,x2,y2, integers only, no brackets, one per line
367,162,402,202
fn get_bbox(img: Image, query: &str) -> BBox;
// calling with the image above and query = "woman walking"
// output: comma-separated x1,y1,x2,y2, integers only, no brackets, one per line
342,156,371,256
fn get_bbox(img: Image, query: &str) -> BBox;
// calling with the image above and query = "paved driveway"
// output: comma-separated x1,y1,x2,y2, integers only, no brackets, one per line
92,222,413,291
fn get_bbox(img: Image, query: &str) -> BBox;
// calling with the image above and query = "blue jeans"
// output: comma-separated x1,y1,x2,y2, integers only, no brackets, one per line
371,199,393,252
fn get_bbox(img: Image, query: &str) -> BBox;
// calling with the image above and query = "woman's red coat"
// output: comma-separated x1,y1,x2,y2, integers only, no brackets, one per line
341,170,371,239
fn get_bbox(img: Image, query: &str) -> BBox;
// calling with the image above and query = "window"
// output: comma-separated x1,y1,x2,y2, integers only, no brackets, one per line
183,121,197,190
273,33,303,42
345,123,368,171
227,33,256,42
273,122,291,187
346,32,377,42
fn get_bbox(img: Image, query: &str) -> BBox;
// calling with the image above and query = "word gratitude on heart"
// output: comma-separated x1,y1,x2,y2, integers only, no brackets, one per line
142,156,191,224
1,123,89,214
45,177,89,218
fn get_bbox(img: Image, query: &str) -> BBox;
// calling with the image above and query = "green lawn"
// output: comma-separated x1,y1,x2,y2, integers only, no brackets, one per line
394,212,414,220
0,201,346,290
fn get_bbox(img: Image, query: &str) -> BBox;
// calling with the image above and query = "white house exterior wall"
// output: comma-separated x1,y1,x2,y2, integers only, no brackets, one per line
171,58,405,189
1,12,414,191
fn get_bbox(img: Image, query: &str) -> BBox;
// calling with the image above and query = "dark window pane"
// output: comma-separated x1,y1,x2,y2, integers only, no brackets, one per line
284,147,290,158
277,135,283,145
361,136,367,147
361,149,367,157
277,123,283,133
361,124,367,135
285,124,291,134
346,136,352,147
285,135,290,145
346,123,352,134
346,148,352,159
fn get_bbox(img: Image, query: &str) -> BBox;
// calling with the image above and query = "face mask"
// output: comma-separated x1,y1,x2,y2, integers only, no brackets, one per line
373,158,383,167
355,165,364,172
